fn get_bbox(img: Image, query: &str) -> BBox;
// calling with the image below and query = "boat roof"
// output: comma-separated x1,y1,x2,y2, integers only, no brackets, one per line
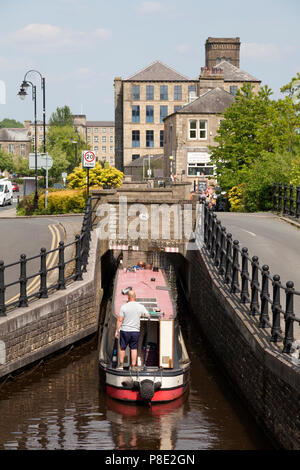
114,268,175,320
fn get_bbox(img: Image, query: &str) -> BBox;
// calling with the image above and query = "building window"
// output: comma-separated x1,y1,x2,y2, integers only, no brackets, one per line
160,85,168,100
87,128,90,133
132,105,140,123
110,136,113,142
94,128,98,133
146,85,154,100
189,120,197,139
38,136,43,142
94,136,99,142
102,146,106,153
187,163,213,176
230,85,238,96
102,136,106,142
132,154,140,161
174,105,181,112
132,85,140,100
87,136,91,143
102,128,106,133
160,105,168,123
132,130,140,147
110,146,113,152
188,85,196,95
110,128,113,133
174,85,182,100
146,130,154,147
20,144,25,156
199,120,207,139
94,146,98,151
9,144,14,153
160,130,164,148
146,105,154,123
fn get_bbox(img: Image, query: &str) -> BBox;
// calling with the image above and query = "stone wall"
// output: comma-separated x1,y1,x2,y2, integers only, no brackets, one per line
184,246,300,450
0,231,103,379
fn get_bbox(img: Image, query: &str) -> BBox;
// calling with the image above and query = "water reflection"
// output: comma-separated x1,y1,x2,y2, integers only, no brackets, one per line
0,322,273,450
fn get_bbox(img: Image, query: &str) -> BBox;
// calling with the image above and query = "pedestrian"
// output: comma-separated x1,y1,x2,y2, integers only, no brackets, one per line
115,289,150,370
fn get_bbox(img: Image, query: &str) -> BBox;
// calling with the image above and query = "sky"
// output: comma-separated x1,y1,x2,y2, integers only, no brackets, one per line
0,0,299,124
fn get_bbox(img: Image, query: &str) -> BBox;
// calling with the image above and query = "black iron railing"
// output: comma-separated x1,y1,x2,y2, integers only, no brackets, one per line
203,202,300,354
272,182,300,218
0,196,96,317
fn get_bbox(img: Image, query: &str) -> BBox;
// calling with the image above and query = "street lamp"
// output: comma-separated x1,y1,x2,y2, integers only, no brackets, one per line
18,70,46,208
71,128,81,167
18,80,38,209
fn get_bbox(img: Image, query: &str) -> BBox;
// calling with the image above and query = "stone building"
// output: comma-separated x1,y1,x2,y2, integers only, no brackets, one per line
0,127,31,159
114,37,261,176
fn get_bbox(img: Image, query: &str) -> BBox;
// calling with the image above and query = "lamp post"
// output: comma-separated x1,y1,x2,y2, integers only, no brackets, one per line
18,70,46,208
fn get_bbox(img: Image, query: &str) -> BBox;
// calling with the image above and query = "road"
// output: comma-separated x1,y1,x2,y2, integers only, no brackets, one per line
0,196,83,308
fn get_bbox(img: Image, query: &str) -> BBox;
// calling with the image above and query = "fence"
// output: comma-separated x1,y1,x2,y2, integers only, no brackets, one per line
272,182,300,218
203,202,300,354
0,196,95,317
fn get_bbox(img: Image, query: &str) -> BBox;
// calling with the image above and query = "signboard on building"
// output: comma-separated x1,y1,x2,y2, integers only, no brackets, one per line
187,152,211,164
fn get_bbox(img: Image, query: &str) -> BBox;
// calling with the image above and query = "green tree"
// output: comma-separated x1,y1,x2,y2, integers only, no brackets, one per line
0,150,14,173
0,118,24,128
209,83,300,191
67,162,123,189
47,125,86,175
49,105,73,127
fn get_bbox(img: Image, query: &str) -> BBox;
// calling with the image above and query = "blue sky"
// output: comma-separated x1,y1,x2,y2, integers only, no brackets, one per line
0,0,299,123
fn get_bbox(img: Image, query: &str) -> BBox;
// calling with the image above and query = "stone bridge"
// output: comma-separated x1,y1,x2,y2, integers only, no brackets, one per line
90,182,199,257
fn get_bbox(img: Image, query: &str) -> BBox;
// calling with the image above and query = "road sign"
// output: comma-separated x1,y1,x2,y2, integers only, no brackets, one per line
29,153,53,170
82,150,96,168
61,172,67,179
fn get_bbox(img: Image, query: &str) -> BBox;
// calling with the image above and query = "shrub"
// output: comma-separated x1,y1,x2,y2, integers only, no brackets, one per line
17,189,86,215
228,185,245,212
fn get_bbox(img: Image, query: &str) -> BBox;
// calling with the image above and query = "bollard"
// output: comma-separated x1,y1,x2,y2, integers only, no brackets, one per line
240,247,250,303
259,265,270,328
250,256,259,315
282,281,295,354
0,260,6,316
39,247,48,298
18,254,28,307
271,274,282,342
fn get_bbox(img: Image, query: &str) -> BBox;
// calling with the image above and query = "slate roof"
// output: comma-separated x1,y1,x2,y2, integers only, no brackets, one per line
217,60,261,82
86,121,115,127
125,61,192,82
0,127,31,142
173,87,235,115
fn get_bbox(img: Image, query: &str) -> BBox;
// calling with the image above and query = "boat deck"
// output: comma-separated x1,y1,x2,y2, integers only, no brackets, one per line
114,268,174,319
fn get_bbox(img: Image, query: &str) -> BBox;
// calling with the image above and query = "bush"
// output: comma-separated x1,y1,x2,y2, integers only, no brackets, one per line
17,188,86,215
228,185,245,212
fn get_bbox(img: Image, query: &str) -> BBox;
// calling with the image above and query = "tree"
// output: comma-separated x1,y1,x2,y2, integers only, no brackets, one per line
49,105,73,127
67,162,123,189
0,150,14,173
209,83,300,191
47,125,87,175
0,118,24,128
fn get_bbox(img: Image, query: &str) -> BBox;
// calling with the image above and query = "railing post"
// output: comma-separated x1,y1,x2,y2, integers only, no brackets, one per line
0,260,6,316
282,281,295,354
18,254,28,307
241,247,250,303
277,183,282,213
210,213,217,259
218,226,227,275
272,183,277,211
39,247,48,299
224,233,232,285
57,241,66,290
296,186,300,219
230,240,240,293
214,219,222,266
250,256,259,315
75,234,83,281
271,274,282,342
289,184,294,217
259,265,270,328
283,183,288,215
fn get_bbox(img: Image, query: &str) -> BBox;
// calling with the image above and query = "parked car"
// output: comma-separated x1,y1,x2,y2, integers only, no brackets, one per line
0,179,13,206
12,182,20,192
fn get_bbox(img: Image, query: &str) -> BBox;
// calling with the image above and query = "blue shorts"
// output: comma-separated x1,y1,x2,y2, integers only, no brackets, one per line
119,330,140,350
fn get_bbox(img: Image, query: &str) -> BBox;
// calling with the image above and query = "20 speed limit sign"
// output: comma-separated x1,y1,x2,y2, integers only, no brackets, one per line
82,150,96,168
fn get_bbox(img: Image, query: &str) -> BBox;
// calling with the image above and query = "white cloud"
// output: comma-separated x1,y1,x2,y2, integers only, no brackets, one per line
94,28,112,40
241,42,296,61
176,43,192,55
138,1,167,13
12,24,61,43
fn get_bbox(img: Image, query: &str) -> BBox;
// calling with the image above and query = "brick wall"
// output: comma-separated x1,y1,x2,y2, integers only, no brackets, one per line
184,247,300,449
0,232,103,379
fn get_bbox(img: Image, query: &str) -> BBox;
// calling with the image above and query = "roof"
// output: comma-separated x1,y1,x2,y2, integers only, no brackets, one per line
86,121,115,127
174,87,235,115
0,128,31,142
125,60,192,82
217,60,261,82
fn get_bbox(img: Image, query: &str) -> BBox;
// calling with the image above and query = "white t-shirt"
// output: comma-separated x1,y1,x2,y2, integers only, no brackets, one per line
119,301,148,332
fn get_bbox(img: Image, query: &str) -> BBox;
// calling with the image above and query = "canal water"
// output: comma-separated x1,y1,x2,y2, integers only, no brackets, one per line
0,299,273,451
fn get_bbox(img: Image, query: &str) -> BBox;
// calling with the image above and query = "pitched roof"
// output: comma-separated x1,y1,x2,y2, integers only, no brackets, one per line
218,60,261,82
174,87,235,115
125,61,192,82
0,127,31,142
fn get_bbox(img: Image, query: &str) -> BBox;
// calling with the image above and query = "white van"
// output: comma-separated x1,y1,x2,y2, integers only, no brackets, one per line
0,178,13,207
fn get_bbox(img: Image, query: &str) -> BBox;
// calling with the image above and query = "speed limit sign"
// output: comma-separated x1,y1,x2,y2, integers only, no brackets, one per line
82,150,96,168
